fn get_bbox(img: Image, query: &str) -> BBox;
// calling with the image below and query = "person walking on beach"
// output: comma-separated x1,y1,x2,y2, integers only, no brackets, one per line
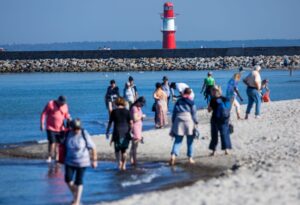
123,82,135,109
129,97,146,166
170,82,195,101
169,88,198,166
162,76,171,106
128,76,138,101
104,80,120,116
153,82,168,129
40,95,71,163
201,72,215,104
226,73,243,119
243,65,262,119
106,97,132,170
64,118,98,205
208,86,232,156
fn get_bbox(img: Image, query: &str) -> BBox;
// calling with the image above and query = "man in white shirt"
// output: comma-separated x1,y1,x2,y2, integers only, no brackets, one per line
243,65,262,119
170,82,195,100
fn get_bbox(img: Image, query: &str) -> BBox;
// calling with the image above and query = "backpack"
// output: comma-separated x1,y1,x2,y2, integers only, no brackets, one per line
215,98,230,122
58,129,88,164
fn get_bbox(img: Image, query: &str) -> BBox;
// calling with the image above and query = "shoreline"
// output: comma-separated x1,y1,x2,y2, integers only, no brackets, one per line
1,99,300,205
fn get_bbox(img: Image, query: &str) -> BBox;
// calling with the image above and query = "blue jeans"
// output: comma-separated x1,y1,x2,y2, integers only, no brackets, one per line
209,119,232,151
171,135,194,157
246,87,261,116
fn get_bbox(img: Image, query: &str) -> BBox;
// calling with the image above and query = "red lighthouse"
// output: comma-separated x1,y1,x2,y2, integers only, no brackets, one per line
161,2,176,49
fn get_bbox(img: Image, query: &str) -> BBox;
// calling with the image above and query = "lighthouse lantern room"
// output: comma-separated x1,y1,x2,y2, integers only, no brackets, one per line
161,2,176,49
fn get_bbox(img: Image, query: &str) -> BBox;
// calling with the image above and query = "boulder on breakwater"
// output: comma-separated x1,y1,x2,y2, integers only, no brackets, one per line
0,55,299,73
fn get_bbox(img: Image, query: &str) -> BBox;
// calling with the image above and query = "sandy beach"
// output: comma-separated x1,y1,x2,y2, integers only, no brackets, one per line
1,99,300,205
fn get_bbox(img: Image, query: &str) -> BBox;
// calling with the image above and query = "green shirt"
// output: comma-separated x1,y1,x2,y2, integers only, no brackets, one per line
205,77,215,86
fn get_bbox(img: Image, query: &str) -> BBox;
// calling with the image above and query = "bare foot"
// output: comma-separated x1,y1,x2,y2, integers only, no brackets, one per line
169,156,175,166
46,157,52,163
209,151,215,156
224,149,230,155
188,158,195,164
121,162,126,171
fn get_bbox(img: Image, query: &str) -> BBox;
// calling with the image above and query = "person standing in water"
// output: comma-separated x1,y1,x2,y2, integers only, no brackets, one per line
130,97,146,166
226,73,243,120
283,56,292,76
104,80,120,116
170,82,195,100
243,65,262,119
153,82,168,129
40,95,71,163
64,118,97,205
123,82,135,109
169,88,198,166
128,76,138,101
208,86,232,156
201,72,215,104
106,97,132,171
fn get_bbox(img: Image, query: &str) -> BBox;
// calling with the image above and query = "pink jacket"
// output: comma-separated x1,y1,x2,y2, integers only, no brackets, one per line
41,100,71,132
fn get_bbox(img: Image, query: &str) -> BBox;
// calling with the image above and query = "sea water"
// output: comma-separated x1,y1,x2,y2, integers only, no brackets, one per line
0,159,194,205
0,70,299,144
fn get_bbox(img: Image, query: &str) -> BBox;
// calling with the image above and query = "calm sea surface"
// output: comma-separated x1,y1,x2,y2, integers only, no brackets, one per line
0,70,299,144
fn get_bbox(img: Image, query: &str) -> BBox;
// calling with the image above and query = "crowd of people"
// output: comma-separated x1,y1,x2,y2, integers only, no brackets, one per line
40,66,270,205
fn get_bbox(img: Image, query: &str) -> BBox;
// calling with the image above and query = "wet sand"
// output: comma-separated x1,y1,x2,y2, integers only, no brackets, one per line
1,99,300,205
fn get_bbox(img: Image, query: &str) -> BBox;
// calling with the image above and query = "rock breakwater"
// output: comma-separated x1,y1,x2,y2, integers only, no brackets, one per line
0,55,299,73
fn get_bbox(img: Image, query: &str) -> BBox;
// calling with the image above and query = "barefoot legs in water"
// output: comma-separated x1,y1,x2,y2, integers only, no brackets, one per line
130,140,139,166
169,154,176,166
67,182,83,205
121,152,127,171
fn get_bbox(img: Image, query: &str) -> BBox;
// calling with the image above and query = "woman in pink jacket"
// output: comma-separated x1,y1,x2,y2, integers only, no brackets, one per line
130,97,146,166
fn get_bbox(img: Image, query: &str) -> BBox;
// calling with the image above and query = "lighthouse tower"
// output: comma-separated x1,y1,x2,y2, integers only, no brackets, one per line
161,2,176,49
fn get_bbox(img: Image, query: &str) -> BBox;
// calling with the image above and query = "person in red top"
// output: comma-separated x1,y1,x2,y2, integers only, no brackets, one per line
40,96,71,163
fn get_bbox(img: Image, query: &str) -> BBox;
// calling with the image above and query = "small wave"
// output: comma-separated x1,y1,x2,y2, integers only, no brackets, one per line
121,173,159,187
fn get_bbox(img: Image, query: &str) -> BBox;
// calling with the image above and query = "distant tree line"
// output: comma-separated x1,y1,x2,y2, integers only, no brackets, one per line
1,39,300,51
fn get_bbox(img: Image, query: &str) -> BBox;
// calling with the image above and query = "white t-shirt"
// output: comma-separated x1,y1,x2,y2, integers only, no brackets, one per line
176,83,195,100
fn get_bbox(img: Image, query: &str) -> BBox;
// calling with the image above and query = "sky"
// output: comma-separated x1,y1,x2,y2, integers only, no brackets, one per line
0,0,300,44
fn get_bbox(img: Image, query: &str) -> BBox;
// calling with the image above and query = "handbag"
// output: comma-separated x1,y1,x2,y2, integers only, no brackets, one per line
151,102,157,112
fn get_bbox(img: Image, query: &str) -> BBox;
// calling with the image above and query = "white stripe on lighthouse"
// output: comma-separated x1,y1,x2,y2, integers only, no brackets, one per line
162,18,176,31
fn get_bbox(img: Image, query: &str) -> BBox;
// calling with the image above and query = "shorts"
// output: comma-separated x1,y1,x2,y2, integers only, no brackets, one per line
114,135,130,154
65,165,86,186
47,130,65,144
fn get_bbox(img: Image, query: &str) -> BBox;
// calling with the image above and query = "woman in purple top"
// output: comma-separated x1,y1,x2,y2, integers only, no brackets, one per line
65,118,98,205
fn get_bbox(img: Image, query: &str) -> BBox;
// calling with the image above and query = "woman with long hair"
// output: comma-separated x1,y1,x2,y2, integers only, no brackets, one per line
129,97,146,166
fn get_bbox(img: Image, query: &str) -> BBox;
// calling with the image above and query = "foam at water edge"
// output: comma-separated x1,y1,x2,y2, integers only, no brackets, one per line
121,172,160,187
